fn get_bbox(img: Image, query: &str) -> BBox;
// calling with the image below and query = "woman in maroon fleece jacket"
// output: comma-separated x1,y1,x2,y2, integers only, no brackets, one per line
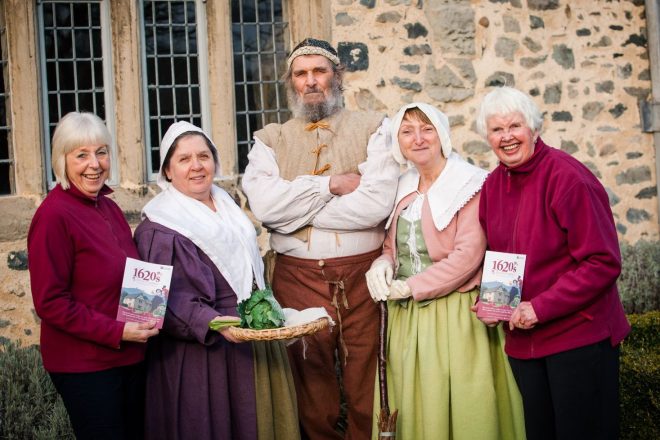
475,87,630,440
28,112,159,440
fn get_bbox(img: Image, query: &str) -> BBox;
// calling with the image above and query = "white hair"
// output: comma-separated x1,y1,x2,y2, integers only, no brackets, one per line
51,112,112,190
476,86,543,137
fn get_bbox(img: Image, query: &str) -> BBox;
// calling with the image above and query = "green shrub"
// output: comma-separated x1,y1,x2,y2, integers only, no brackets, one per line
618,240,660,314
620,312,660,440
0,338,74,440
625,311,660,350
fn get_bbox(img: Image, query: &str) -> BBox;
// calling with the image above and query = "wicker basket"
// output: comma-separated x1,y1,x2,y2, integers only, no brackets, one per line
227,317,331,341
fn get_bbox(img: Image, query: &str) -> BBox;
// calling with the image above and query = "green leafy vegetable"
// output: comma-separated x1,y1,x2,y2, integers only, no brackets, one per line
208,317,241,331
237,287,285,329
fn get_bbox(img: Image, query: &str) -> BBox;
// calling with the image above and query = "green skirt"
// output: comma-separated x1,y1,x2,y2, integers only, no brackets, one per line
253,341,301,440
372,290,526,440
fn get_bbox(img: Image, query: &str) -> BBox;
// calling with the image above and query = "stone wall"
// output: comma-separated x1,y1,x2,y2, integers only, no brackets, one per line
1,0,658,345
334,0,657,240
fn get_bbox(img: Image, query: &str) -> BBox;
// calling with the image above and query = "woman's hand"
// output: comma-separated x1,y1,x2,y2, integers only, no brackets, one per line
470,304,500,327
122,322,159,343
211,316,244,343
366,259,394,302
388,280,412,300
508,301,538,331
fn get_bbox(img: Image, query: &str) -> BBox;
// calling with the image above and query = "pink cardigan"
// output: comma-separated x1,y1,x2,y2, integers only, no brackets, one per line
376,191,486,301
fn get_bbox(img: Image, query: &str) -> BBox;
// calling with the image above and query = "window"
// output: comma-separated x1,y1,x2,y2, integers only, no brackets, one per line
140,0,210,180
37,0,116,187
0,9,12,195
232,0,289,172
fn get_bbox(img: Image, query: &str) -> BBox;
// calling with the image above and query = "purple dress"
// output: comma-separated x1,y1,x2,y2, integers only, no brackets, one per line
135,219,257,440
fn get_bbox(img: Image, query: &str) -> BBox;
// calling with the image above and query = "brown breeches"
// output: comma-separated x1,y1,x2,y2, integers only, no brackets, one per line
272,249,381,440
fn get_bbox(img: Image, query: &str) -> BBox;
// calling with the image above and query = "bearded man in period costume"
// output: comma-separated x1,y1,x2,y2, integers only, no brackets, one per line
242,38,399,439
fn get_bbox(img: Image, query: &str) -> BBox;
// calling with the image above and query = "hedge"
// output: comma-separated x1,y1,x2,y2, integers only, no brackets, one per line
619,240,660,314
1,313,658,439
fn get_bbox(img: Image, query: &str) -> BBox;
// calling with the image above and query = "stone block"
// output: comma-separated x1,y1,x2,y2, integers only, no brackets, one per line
584,161,602,178
391,76,423,92
0,197,37,241
355,88,387,111
426,3,475,55
623,33,647,47
606,188,621,206
463,140,491,154
528,0,560,10
7,251,28,271
360,0,376,8
583,101,604,120
595,81,614,93
485,71,515,87
543,82,562,104
635,186,657,199
495,37,519,61
616,166,652,185
522,36,542,53
560,140,578,154
400,64,421,74
503,15,521,33
520,56,547,68
338,42,369,72
376,12,402,23
529,15,544,29
617,63,633,79
609,103,627,118
552,44,575,69
623,87,650,99
403,44,433,56
336,12,356,26
626,208,651,224
552,111,573,121
405,22,428,39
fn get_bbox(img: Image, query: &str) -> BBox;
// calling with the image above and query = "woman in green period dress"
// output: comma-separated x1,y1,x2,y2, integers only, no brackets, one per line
366,103,525,440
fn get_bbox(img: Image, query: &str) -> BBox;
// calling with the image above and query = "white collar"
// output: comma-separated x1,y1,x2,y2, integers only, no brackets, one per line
386,152,488,231
142,185,264,302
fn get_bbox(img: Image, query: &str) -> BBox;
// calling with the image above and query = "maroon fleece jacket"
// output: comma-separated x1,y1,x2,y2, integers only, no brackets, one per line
479,139,630,359
28,184,145,372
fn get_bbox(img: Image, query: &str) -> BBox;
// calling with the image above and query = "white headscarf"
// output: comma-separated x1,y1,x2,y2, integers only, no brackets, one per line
156,121,223,189
387,103,488,232
143,122,264,302
390,102,453,166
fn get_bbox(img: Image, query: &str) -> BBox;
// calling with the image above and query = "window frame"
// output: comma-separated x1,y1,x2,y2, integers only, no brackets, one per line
36,0,118,189
138,0,211,182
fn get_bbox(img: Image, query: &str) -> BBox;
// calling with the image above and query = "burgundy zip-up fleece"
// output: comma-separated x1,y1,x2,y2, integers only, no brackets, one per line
479,138,630,359
28,184,145,372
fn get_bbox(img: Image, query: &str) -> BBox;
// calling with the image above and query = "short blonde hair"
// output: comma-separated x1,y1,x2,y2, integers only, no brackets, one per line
51,112,112,189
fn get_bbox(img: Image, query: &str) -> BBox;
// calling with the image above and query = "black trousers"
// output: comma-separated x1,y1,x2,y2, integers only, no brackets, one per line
49,362,146,440
508,339,620,440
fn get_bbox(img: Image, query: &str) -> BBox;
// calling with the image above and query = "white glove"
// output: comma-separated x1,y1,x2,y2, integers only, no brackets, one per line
366,259,394,302
388,280,412,300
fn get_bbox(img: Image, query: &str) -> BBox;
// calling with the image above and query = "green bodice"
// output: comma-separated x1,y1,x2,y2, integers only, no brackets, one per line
395,216,432,280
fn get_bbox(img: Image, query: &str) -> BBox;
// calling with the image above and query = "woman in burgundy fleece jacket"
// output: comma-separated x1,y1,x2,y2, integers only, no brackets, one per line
28,112,159,440
475,87,630,440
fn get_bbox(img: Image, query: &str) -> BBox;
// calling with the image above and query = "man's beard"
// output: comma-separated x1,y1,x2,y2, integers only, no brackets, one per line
287,79,343,123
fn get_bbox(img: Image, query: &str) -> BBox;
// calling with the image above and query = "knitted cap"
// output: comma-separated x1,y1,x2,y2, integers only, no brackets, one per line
287,38,340,67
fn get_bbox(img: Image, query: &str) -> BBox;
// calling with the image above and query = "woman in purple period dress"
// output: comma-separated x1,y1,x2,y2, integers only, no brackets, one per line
135,121,299,440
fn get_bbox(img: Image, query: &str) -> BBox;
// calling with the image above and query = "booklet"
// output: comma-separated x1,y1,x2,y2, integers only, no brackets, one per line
116,257,173,329
476,251,526,322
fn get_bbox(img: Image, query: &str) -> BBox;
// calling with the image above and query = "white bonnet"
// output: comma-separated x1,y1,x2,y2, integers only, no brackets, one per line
390,102,453,166
156,121,222,189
